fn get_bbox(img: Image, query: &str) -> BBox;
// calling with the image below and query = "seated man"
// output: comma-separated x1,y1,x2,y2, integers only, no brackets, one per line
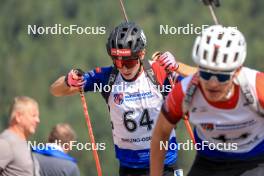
33,123,80,176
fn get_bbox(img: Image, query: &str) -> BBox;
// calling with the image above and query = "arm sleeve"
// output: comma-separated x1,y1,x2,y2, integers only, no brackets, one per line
256,72,264,108
0,139,13,170
161,82,185,124
151,60,184,85
83,66,113,92
151,60,168,85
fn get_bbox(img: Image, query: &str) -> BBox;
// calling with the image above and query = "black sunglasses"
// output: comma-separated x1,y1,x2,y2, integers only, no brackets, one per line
199,69,234,83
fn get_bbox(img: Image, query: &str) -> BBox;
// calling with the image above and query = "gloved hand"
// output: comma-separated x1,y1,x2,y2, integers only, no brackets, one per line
65,69,85,88
202,0,220,7
156,51,179,73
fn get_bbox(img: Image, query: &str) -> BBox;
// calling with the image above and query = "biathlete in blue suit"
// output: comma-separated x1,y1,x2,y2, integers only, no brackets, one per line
50,21,196,176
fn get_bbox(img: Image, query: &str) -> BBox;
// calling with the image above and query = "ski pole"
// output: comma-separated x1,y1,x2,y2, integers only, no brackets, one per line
119,0,129,22
167,74,196,144
201,0,220,24
152,52,196,144
183,115,196,144
79,89,102,176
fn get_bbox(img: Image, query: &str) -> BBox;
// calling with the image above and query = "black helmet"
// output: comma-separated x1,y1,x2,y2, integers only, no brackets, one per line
106,22,147,59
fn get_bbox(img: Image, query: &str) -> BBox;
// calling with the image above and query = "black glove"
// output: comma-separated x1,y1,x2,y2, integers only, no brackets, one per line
202,0,220,7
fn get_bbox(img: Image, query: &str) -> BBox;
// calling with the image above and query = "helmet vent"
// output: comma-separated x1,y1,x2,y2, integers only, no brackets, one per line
120,33,125,39
118,44,123,49
212,46,219,62
122,28,128,32
234,52,239,62
203,50,208,60
218,33,223,40
206,36,211,44
196,45,200,55
134,43,139,50
128,41,133,48
223,54,228,63
226,40,231,47
131,28,138,35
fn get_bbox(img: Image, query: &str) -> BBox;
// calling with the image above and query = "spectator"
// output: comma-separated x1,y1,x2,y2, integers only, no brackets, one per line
33,123,80,176
0,96,40,176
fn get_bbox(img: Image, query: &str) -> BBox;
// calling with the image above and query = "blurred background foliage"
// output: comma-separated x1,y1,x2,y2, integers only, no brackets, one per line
0,0,264,175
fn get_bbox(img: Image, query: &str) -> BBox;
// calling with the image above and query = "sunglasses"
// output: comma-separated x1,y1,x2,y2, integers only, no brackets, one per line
113,58,139,69
199,69,234,83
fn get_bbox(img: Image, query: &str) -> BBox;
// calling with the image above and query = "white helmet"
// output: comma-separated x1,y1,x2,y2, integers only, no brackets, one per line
192,25,246,71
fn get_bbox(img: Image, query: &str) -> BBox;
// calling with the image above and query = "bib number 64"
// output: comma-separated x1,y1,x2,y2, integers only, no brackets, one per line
123,109,154,132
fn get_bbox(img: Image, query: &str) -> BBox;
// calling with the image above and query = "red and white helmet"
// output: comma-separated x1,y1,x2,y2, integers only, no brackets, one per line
192,25,246,71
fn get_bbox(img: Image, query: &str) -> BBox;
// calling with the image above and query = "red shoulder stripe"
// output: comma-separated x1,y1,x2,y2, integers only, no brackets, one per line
151,61,167,85
256,72,264,108
162,82,184,124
